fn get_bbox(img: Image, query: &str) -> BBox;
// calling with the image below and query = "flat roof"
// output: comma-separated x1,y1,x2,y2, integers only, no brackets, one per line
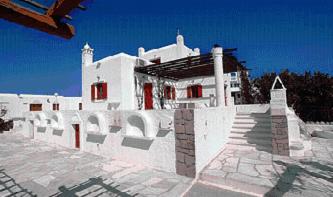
135,51,247,81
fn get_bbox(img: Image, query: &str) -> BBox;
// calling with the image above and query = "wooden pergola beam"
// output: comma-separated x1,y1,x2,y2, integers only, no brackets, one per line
0,0,75,39
47,0,84,18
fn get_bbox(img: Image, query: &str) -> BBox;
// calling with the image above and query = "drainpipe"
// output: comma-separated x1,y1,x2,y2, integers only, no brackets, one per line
212,45,225,107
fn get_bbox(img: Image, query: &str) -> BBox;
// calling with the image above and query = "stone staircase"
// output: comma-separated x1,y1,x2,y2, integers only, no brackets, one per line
227,112,272,153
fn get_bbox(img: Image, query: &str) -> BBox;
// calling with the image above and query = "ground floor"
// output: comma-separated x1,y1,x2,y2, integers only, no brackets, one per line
0,133,192,196
197,138,333,197
1,131,332,196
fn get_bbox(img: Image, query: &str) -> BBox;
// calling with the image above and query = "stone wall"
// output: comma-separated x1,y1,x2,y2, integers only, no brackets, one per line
271,115,290,156
174,109,196,178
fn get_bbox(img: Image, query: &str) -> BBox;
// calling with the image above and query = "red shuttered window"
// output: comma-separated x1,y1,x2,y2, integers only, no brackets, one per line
172,87,176,100
53,103,59,111
197,85,202,98
187,84,203,98
164,86,172,100
187,86,192,98
91,82,108,101
102,83,107,99
91,84,95,100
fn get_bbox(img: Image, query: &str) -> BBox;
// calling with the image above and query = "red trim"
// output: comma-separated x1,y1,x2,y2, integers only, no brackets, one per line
144,83,153,110
187,86,192,98
91,84,95,100
197,85,202,98
102,83,107,99
172,87,176,100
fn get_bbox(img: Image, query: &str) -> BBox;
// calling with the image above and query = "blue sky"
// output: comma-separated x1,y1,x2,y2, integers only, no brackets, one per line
0,0,332,96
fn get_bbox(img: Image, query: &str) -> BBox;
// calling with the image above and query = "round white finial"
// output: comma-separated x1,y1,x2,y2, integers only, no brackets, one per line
83,42,91,50
138,47,145,57
177,34,184,45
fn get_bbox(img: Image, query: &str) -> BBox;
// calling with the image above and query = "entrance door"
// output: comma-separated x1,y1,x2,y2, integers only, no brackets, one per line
74,124,80,148
144,83,153,110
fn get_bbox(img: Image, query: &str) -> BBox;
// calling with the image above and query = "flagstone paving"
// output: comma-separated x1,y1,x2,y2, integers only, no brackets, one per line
199,137,333,197
0,133,192,197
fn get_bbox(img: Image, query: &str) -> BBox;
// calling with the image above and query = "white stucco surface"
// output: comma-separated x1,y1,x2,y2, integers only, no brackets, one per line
193,106,236,173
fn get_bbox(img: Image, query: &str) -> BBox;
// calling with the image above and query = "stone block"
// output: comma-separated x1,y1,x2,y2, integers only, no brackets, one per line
184,121,194,134
174,124,185,134
185,165,196,178
176,152,185,163
176,162,186,176
184,154,195,165
183,110,194,121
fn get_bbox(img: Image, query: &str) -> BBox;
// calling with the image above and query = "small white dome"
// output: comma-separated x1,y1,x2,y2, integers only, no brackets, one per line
83,42,91,50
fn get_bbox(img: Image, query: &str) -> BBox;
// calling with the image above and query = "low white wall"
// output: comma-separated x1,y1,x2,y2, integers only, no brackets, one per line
78,110,177,172
194,106,236,173
306,123,333,133
236,104,270,113
32,111,74,148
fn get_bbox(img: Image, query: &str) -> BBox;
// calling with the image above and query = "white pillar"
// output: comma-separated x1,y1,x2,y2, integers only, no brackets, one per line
212,46,225,107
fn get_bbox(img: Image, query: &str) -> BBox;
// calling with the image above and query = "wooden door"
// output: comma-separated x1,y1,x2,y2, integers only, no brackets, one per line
74,124,80,148
144,83,153,110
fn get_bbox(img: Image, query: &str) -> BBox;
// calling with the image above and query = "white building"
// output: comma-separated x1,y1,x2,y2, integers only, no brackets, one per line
0,34,308,178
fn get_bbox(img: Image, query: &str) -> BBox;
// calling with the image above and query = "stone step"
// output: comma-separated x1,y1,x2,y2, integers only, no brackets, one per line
232,123,271,129
235,115,270,120
231,126,271,132
229,132,272,139
236,113,270,118
226,143,272,152
228,138,272,146
233,118,271,124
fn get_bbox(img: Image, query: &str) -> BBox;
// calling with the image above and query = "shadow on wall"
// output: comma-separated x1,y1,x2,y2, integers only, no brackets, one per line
126,115,145,137
264,160,333,197
243,112,272,153
86,134,107,144
37,127,46,133
0,169,36,196
50,176,138,197
121,137,153,150
52,129,64,136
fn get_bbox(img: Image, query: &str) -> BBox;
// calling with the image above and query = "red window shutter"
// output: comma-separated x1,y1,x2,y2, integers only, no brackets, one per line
164,86,167,99
79,103,82,110
167,86,171,99
172,87,176,100
53,104,56,110
91,84,95,100
197,85,202,98
57,104,60,110
102,83,107,99
187,86,192,98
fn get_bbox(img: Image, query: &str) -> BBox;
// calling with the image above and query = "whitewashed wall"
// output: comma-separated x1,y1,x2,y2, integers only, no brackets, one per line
83,54,137,111
236,104,270,113
194,106,236,172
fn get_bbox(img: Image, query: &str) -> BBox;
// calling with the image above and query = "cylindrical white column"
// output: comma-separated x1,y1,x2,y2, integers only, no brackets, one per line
212,46,225,107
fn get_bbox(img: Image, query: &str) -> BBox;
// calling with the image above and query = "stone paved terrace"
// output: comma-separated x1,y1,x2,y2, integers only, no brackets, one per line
0,133,192,197
198,137,333,197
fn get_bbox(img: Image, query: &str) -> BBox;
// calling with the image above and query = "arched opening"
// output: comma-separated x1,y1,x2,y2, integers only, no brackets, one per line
126,115,145,137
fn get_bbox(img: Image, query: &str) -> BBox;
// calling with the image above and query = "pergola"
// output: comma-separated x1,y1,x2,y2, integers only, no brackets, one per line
135,48,247,81
0,0,87,39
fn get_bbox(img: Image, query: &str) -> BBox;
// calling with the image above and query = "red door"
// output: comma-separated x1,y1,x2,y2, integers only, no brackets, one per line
75,124,80,148
144,83,153,110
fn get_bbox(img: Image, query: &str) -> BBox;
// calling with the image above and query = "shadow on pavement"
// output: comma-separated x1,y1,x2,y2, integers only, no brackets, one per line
50,176,138,197
0,168,37,196
264,160,333,197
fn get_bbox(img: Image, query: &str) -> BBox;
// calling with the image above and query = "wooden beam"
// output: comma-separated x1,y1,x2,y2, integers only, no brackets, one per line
0,0,75,39
47,0,84,18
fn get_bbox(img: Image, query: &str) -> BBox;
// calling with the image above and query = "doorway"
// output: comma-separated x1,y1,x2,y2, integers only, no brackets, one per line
74,124,80,149
144,83,153,110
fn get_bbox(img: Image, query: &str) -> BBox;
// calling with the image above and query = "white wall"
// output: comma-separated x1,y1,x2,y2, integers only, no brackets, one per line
83,53,137,111
0,94,82,119
139,35,200,63
236,104,270,113
194,106,236,173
